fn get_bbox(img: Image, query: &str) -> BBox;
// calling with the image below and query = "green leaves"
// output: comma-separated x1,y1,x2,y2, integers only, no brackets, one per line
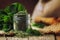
0,2,26,32
3,16,9,22
3,24,9,32
26,27,42,36
32,22,46,28
0,10,7,30
4,2,26,14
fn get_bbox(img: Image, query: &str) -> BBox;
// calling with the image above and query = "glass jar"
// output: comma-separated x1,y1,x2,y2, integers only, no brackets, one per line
13,11,28,31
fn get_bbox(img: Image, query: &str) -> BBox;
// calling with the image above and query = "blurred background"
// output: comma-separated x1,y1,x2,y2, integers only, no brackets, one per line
0,0,38,14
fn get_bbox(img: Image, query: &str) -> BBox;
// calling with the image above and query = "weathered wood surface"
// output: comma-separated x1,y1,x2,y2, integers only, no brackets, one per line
56,36,60,40
0,35,55,40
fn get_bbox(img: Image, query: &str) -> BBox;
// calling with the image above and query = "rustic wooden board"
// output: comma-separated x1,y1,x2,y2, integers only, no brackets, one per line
28,35,55,40
38,35,55,40
56,36,60,40
0,37,6,40
0,35,55,40
6,37,28,40
22,38,28,40
29,36,40,40
6,37,12,40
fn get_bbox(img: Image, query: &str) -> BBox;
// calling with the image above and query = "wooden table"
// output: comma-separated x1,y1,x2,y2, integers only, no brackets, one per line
0,35,55,40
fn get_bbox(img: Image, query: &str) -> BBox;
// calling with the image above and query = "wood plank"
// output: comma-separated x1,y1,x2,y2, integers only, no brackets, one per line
0,37,6,40
38,35,55,40
28,36,34,40
6,37,21,40
0,35,55,40
6,37,12,40
22,38,28,40
28,36,38,40
11,37,22,40
7,37,28,40
56,36,60,40
29,35,55,40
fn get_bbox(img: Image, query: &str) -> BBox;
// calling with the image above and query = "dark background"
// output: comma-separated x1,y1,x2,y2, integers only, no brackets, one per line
0,0,38,14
